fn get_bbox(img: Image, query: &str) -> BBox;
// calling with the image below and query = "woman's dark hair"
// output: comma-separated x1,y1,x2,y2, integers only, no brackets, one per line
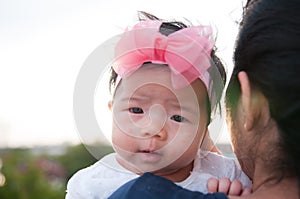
109,11,226,124
226,0,300,184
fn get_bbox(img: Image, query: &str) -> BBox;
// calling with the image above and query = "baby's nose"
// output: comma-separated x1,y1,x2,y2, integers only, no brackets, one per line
139,104,167,138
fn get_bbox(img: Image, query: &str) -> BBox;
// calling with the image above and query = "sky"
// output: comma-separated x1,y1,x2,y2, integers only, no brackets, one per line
0,0,245,148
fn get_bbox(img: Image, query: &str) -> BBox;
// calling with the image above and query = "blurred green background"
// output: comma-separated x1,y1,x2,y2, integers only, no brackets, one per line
0,144,113,199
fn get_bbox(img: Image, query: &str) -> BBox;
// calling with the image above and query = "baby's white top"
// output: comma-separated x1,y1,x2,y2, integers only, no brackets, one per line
65,150,252,199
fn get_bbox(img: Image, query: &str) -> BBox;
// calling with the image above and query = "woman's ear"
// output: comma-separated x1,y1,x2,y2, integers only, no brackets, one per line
108,100,113,111
238,71,271,131
238,71,254,131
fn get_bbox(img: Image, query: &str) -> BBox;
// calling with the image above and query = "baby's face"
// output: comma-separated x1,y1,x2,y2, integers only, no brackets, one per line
111,64,208,176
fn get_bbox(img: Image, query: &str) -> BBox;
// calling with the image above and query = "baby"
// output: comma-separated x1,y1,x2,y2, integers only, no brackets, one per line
66,12,251,199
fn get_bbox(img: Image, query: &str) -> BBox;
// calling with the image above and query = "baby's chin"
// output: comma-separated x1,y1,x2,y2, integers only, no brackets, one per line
116,152,182,173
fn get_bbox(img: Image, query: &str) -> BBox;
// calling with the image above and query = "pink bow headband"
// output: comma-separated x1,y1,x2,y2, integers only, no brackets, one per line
112,20,221,109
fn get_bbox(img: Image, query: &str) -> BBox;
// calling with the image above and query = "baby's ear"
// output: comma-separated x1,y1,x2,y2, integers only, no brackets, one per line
108,100,113,111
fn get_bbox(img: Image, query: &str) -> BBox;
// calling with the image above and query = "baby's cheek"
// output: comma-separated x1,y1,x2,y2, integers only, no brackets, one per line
171,123,200,138
111,127,137,152
112,111,144,136
171,125,203,151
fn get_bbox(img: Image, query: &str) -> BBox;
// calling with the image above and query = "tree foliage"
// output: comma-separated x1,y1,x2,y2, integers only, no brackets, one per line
0,143,113,199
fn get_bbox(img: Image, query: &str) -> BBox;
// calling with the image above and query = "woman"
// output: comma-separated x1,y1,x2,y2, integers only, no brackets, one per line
109,0,300,198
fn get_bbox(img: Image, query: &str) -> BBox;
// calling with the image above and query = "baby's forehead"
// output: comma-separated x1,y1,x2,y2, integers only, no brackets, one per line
122,64,173,85
115,65,208,106
124,64,206,91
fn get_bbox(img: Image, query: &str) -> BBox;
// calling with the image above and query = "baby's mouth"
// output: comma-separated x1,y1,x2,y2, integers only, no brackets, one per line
139,149,153,153
136,148,162,163
138,147,161,154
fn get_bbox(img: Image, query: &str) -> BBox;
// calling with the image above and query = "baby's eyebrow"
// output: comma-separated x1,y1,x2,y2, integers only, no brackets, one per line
167,100,199,115
121,96,150,102
174,104,199,115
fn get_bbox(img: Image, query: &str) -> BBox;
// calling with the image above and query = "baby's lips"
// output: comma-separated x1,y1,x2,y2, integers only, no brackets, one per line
138,146,156,153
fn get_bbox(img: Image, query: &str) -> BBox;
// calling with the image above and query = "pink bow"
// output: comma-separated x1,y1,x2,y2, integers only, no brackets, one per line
112,20,214,89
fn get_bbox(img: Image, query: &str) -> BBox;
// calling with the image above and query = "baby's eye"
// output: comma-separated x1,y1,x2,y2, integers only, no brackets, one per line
129,107,144,114
170,115,187,123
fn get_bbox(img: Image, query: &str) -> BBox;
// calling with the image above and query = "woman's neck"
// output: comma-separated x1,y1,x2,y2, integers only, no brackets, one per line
247,153,299,199
250,176,298,199
229,177,298,199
